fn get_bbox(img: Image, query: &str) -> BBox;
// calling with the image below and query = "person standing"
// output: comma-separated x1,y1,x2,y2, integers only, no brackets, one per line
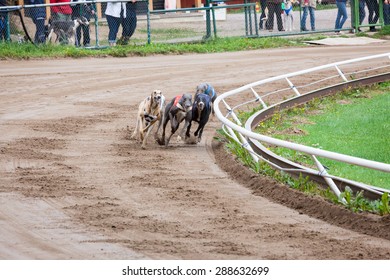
0,0,8,41
384,0,390,25
25,0,47,44
334,0,348,34
365,0,379,31
105,1,127,46
71,0,95,47
359,0,366,24
118,0,137,45
351,0,366,32
50,0,72,21
50,0,72,44
300,0,316,31
266,0,284,32
259,0,267,30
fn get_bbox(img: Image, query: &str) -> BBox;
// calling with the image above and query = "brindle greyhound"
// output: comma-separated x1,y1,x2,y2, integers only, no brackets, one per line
157,93,193,147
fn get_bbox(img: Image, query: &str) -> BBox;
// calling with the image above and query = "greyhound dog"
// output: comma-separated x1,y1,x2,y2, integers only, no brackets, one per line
46,16,89,44
283,0,294,32
158,93,193,147
195,83,217,104
195,83,217,115
131,90,165,149
185,93,212,143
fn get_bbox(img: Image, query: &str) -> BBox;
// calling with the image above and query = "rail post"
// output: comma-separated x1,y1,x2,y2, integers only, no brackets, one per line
205,0,211,39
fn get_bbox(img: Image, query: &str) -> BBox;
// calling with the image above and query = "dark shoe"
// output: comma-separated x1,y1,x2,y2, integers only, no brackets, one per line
117,36,130,45
301,27,308,31
369,27,377,32
279,29,285,32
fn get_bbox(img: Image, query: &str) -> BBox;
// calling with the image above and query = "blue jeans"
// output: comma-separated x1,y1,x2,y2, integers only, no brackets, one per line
33,17,46,44
0,13,6,41
106,14,121,44
359,0,365,24
384,3,390,25
301,6,315,31
335,1,348,30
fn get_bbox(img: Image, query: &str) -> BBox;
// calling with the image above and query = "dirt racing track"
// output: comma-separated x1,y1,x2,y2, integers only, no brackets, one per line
1,43,390,260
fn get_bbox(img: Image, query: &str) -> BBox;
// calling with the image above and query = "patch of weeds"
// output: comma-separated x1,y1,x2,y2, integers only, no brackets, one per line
219,127,389,215
340,187,373,213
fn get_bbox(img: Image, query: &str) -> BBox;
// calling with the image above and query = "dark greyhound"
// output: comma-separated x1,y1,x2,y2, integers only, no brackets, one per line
185,93,212,143
158,93,193,147
195,83,217,114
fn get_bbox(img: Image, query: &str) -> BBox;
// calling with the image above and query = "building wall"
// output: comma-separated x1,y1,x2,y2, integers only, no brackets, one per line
181,0,244,8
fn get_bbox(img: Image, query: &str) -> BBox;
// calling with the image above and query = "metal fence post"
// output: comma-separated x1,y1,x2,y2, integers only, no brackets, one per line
205,0,211,39
6,10,10,41
379,0,384,26
211,2,217,38
92,2,100,47
147,0,151,44
351,0,359,32
244,0,249,35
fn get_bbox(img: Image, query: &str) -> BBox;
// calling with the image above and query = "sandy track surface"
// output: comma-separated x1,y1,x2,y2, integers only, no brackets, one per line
1,43,390,259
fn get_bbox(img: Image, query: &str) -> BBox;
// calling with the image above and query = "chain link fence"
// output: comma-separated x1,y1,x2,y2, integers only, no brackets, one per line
0,0,387,47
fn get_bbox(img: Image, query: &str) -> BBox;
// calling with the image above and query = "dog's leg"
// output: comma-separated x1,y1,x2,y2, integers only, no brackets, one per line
139,117,145,142
140,118,158,148
73,20,81,46
177,123,186,142
166,115,179,147
178,113,191,142
291,15,294,31
210,102,215,117
142,116,158,134
194,123,206,143
185,120,192,139
69,35,75,45
130,115,140,140
158,112,170,146
47,28,53,43
141,123,156,149
154,115,163,141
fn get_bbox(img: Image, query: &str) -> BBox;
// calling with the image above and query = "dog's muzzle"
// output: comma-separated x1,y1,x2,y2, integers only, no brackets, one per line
154,95,161,103
198,101,205,111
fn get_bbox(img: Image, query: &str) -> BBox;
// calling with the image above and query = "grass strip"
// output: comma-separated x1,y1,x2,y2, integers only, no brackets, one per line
254,83,390,189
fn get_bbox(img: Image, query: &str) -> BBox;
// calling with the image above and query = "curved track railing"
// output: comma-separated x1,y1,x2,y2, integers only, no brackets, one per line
214,53,390,201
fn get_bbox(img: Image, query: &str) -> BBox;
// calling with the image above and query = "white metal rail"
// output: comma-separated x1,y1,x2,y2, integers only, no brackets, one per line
214,53,390,200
